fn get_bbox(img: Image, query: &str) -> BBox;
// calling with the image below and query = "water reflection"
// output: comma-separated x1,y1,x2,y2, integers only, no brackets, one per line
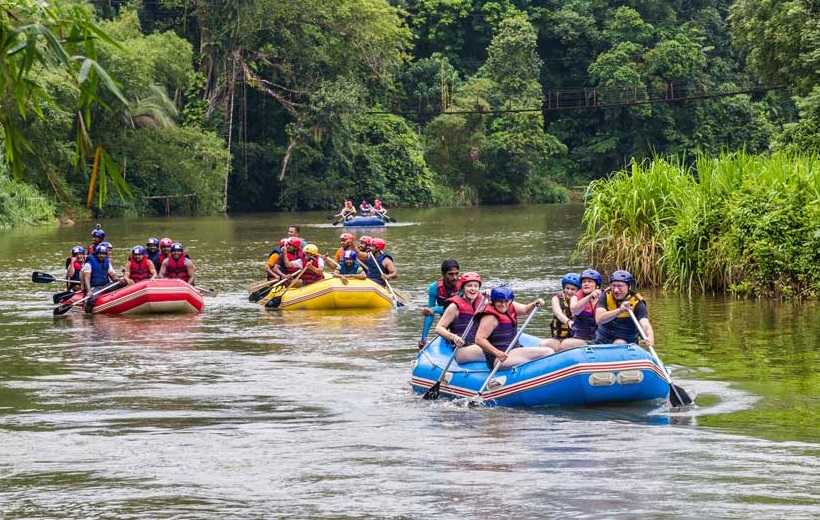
2,207,820,518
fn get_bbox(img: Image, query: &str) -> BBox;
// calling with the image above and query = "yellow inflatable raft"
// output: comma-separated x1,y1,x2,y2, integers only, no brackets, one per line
276,275,393,310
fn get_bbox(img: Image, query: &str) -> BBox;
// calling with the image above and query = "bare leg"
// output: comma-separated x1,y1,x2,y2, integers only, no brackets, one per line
455,345,485,364
553,338,588,352
541,338,561,350
500,347,554,368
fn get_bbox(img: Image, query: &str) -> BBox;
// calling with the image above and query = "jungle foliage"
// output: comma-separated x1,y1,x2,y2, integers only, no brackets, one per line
2,0,820,226
579,152,820,298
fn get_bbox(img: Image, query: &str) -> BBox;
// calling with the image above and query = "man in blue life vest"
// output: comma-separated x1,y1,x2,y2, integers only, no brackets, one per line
81,244,120,294
418,258,461,349
594,269,655,347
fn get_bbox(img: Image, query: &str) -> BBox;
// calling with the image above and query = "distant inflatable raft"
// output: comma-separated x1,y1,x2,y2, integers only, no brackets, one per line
342,216,386,227
411,333,670,407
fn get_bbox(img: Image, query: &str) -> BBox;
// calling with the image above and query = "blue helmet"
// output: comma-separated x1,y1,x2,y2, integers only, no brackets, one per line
100,241,112,250
71,245,86,255
90,225,105,239
131,245,146,256
580,269,602,286
95,245,109,255
146,237,160,247
170,242,184,252
343,250,357,262
490,285,515,302
561,272,581,289
610,270,634,286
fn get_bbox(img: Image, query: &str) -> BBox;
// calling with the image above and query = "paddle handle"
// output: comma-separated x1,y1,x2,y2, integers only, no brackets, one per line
473,306,539,398
360,257,403,307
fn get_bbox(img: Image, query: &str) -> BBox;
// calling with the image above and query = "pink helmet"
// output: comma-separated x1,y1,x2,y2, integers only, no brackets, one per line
359,235,372,245
340,232,355,241
370,238,386,250
460,272,482,286
288,237,303,249
159,237,173,247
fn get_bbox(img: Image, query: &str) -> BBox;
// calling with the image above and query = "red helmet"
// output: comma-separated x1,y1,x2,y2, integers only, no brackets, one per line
370,238,386,250
359,236,372,245
460,272,482,286
288,237,303,249
278,238,287,247
160,237,173,247
340,232,355,241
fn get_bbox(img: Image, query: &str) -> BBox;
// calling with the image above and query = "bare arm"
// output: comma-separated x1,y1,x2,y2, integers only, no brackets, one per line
433,304,460,345
474,315,505,362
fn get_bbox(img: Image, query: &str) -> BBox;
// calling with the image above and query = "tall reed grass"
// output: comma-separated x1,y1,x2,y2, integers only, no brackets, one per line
578,151,820,298
0,174,56,230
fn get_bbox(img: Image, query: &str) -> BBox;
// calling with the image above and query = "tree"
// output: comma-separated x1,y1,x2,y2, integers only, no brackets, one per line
0,0,126,181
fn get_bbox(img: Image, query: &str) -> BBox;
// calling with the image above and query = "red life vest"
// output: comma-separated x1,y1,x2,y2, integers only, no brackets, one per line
164,255,190,282
476,304,518,350
436,279,461,306
128,256,153,282
301,257,324,285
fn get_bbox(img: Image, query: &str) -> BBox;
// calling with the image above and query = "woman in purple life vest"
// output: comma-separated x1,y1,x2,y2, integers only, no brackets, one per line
434,271,485,347
456,286,554,368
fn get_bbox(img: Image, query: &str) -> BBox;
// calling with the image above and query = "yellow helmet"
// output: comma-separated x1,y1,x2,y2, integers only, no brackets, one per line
304,243,319,255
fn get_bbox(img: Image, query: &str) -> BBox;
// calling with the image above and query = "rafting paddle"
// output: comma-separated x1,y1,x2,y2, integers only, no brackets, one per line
365,258,407,307
32,271,70,284
53,279,123,316
261,266,307,308
52,289,79,304
249,278,288,302
423,297,488,400
627,307,693,407
468,306,540,407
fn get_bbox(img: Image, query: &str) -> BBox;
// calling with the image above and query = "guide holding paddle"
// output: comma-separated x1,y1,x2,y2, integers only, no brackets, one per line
594,270,653,346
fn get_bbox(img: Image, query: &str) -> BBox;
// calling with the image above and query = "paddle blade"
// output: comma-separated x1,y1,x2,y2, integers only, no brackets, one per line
264,296,282,309
422,382,441,400
248,286,269,302
32,271,57,283
52,290,76,304
198,287,218,297
53,302,75,316
669,384,694,407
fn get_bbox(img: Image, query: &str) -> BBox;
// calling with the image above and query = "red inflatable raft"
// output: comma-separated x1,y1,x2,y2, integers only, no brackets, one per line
63,279,204,315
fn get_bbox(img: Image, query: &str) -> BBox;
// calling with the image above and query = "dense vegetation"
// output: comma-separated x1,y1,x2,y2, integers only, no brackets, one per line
579,152,820,298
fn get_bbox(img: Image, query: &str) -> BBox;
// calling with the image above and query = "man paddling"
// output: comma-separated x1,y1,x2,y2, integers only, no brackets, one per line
595,270,655,347
418,259,462,349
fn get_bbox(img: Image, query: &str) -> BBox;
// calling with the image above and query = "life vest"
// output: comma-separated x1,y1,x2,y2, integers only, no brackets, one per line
595,290,646,344
337,261,361,275
164,255,190,282
301,257,324,285
436,279,461,307
128,256,153,282
446,294,485,345
359,203,371,215
283,251,303,275
572,292,598,341
365,252,392,286
148,250,162,271
67,259,83,289
86,254,110,288
476,305,518,366
549,292,574,339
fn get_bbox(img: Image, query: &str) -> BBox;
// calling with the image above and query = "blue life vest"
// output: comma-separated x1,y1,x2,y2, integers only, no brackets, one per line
86,254,110,288
365,252,392,286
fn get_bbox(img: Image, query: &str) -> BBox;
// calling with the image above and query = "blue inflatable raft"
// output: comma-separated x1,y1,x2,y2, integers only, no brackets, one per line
410,333,670,407
342,215,386,227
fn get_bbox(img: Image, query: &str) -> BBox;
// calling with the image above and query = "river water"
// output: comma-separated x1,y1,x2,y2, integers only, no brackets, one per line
1,205,819,518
